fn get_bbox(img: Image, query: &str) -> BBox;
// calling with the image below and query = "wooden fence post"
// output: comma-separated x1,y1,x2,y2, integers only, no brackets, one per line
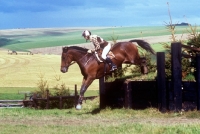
196,54,200,110
99,77,106,109
74,84,78,108
33,93,37,109
124,80,132,108
171,43,182,111
157,52,167,112
59,96,62,109
46,90,50,109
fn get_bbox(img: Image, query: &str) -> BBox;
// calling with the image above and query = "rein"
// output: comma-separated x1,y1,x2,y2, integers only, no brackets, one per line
68,53,89,67
84,57,92,66
69,61,76,66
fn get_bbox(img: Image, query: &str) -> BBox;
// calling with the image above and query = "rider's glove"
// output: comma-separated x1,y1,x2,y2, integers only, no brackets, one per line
87,49,94,53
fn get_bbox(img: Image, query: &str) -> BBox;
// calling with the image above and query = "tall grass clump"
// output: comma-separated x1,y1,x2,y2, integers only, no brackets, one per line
53,83,70,96
187,25,200,48
108,30,118,45
161,2,198,81
35,72,49,98
32,72,74,109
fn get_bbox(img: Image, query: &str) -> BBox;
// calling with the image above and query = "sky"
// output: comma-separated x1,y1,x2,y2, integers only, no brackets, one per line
0,0,199,29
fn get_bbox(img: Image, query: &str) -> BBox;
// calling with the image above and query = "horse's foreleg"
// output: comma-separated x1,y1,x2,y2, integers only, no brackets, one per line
76,77,94,110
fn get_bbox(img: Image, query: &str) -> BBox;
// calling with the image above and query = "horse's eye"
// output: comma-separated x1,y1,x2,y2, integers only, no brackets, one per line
62,57,65,60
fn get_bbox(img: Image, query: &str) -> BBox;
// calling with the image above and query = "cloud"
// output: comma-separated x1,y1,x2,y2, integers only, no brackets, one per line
0,0,73,13
0,0,127,13
0,0,199,29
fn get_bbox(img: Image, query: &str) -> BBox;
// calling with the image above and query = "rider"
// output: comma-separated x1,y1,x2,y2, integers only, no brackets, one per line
82,30,117,71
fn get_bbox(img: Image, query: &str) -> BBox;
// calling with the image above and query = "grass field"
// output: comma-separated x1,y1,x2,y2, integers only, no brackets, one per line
1,26,200,134
1,25,194,88
0,99,200,134
0,26,194,51
0,26,193,90
0,50,99,89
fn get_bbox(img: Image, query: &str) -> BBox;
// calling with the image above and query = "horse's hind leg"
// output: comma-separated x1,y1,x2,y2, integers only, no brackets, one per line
140,57,148,74
76,77,94,110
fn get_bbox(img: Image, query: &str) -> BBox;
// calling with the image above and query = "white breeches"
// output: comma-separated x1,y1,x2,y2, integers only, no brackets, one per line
101,43,111,60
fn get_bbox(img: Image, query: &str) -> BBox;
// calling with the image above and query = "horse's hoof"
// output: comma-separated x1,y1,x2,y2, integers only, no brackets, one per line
76,104,82,110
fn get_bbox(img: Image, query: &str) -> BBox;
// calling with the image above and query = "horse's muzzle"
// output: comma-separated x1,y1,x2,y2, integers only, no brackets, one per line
60,67,68,73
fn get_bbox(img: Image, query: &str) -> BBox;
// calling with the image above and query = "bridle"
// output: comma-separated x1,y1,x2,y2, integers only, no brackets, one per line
62,53,75,68
69,61,76,66
62,51,90,68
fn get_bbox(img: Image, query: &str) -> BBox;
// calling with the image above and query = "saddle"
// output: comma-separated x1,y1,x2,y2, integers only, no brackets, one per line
94,49,115,63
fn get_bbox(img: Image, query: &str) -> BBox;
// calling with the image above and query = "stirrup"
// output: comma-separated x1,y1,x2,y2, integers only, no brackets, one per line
110,66,117,71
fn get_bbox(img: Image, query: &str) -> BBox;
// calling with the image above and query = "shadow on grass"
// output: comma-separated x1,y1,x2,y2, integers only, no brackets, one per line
90,108,101,114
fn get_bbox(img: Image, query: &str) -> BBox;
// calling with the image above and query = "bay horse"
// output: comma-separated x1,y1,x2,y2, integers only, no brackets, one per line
60,39,155,110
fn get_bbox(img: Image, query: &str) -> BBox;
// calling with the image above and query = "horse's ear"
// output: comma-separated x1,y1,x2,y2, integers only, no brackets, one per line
62,46,68,51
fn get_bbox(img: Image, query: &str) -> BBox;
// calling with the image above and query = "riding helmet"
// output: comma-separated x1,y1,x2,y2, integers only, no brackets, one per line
82,30,91,37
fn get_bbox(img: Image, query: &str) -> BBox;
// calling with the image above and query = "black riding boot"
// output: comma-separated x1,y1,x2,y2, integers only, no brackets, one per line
105,57,117,71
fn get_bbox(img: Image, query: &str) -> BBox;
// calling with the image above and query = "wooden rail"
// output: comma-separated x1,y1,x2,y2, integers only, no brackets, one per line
31,85,97,109
0,100,23,108
0,100,23,103
0,85,97,109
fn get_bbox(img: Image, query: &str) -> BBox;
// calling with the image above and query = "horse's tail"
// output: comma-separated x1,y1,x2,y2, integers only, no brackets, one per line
129,39,156,55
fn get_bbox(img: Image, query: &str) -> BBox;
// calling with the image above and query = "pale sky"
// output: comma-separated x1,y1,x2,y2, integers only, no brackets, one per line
0,0,199,29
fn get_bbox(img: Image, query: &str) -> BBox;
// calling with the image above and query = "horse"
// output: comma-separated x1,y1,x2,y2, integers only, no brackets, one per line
60,39,155,110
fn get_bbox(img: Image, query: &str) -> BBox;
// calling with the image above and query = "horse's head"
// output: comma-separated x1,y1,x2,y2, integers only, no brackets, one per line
60,47,72,73
61,46,89,73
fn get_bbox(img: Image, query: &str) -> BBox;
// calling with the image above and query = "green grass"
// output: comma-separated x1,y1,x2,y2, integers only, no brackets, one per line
151,43,168,52
0,93,24,100
0,87,36,100
0,99,200,134
0,87,99,100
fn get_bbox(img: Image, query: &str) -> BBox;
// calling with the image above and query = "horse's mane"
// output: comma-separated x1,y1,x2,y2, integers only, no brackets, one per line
64,46,88,53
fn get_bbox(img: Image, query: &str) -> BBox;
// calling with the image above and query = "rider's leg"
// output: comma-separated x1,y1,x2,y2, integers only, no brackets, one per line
105,57,117,71
102,44,117,71
101,43,111,60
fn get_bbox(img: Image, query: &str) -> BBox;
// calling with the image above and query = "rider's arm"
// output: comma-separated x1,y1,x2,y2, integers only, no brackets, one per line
90,35,107,51
94,37,102,50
